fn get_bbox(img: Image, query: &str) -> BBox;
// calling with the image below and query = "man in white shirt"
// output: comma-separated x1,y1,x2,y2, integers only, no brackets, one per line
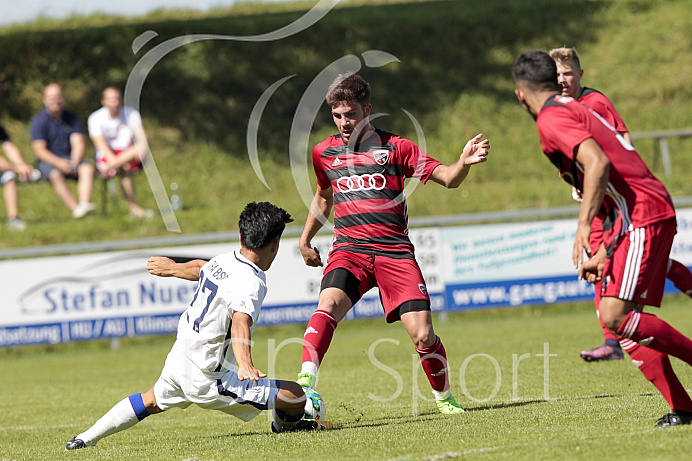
66,202,330,451
87,87,151,218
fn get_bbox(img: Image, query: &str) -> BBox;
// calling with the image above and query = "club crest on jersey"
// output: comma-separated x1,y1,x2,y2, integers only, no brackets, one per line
418,283,428,296
372,149,390,166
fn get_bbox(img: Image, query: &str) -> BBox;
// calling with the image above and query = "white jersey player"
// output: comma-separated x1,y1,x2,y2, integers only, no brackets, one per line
66,202,331,451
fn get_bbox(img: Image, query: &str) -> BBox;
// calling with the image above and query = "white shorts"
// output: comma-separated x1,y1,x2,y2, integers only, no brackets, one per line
153,341,280,421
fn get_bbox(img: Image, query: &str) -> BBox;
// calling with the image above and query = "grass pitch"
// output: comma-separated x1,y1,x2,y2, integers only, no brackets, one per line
3,297,692,460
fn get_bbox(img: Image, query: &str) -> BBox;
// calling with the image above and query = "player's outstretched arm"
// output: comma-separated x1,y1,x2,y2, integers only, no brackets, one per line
231,311,266,381
429,133,489,188
147,256,205,280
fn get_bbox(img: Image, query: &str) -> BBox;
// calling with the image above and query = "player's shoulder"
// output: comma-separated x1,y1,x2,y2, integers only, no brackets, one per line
540,95,584,117
580,87,604,98
537,96,586,131
215,251,263,277
373,128,400,142
314,135,342,150
374,129,416,152
313,136,345,163
580,87,614,105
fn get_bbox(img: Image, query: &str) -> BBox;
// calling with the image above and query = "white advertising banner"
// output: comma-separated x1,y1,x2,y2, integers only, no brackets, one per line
0,228,442,346
440,208,692,311
1,209,691,346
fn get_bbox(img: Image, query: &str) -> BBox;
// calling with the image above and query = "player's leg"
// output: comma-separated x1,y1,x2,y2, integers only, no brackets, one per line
271,380,321,433
580,285,623,361
603,300,692,368
666,259,692,298
65,386,162,450
620,339,692,426
66,344,192,450
599,221,692,368
400,309,463,414
298,285,352,389
298,251,371,389
597,221,692,426
375,255,464,414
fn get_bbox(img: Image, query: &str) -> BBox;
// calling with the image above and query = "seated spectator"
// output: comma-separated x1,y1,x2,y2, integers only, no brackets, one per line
88,86,152,218
30,83,96,219
0,124,38,231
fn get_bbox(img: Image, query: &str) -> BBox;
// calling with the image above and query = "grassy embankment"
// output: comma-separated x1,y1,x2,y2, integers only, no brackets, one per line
0,0,689,249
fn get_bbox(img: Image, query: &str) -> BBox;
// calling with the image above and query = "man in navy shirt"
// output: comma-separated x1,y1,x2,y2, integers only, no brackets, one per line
30,83,95,218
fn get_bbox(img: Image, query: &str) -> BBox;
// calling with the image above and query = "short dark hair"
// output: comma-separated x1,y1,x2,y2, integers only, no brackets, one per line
512,50,560,92
326,72,371,108
238,202,293,249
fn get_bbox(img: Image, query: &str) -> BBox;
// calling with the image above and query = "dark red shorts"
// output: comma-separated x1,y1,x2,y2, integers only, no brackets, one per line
322,250,430,323
601,218,676,307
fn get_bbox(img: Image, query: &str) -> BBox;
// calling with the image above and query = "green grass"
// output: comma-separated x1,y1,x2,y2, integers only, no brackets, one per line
0,0,690,248
3,295,692,460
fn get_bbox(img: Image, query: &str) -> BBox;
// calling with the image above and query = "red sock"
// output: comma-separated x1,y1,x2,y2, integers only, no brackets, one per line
618,311,692,367
416,336,449,393
667,259,692,298
620,339,692,411
301,310,338,368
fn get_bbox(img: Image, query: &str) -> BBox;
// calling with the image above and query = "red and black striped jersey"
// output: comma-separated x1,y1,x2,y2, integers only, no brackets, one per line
313,128,441,257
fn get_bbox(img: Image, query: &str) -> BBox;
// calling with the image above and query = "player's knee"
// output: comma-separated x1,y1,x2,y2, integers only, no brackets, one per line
597,298,634,334
410,329,434,349
317,289,352,321
599,309,626,334
276,382,306,413
141,387,163,414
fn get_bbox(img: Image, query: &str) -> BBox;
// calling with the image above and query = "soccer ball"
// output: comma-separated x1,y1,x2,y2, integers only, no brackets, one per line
302,387,326,421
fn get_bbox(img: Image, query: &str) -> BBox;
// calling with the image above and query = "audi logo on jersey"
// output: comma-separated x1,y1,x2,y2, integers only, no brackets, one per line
336,173,387,193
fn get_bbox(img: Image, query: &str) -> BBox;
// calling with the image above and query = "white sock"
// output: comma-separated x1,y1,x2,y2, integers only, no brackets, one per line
300,361,318,377
76,395,146,444
432,389,451,402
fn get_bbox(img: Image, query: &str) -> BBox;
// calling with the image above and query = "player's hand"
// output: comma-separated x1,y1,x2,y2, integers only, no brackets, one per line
572,223,591,269
571,187,583,203
300,242,323,267
238,364,267,382
147,256,176,277
461,133,489,166
578,252,605,284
